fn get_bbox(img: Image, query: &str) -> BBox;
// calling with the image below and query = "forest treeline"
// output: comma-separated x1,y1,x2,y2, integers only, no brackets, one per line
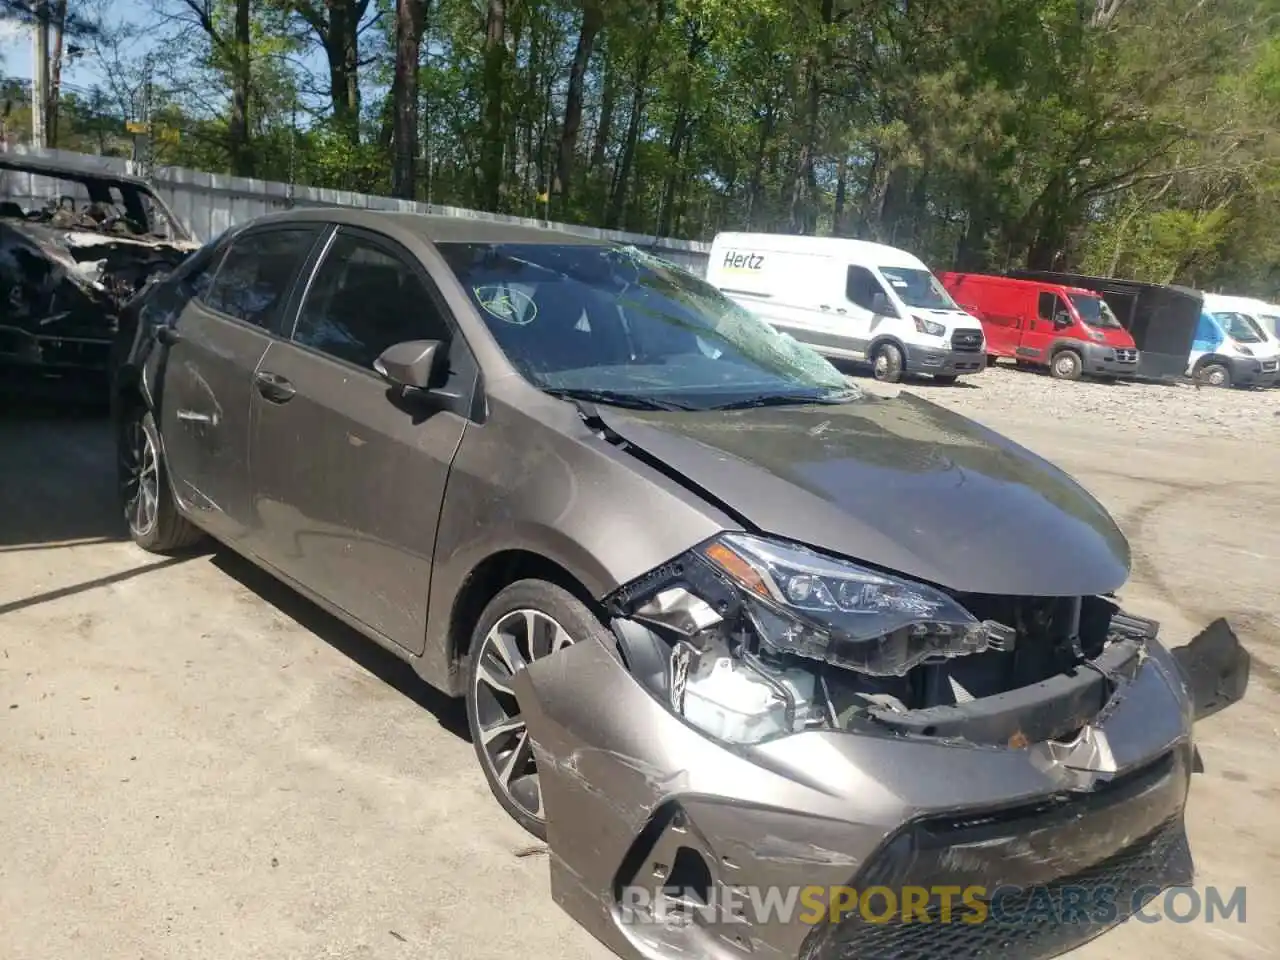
3,0,1279,292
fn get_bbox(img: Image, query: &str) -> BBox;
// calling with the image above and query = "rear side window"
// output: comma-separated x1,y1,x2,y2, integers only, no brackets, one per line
202,228,316,330
292,232,451,370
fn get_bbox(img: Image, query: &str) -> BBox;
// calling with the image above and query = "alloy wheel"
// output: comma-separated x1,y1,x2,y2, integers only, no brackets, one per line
472,608,576,823
121,419,159,537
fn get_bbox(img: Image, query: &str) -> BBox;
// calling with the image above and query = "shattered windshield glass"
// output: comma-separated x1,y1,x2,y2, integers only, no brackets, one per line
436,242,856,410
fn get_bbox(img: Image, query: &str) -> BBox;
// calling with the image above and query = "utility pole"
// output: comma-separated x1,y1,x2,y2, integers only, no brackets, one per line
31,0,51,147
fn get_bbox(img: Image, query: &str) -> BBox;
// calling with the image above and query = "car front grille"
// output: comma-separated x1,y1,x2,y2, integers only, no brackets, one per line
1114,348,1139,363
804,818,1191,960
1262,359,1278,373
951,330,983,353
801,751,1194,960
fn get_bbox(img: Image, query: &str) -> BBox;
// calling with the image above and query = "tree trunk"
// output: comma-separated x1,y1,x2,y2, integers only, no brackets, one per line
554,0,604,209
391,0,427,198
47,0,67,146
480,0,507,210
607,0,664,228
833,154,847,235
787,0,833,234
229,0,253,175
589,50,616,172
745,102,775,229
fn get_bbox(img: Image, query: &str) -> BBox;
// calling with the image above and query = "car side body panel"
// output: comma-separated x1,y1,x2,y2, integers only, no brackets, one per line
417,380,738,694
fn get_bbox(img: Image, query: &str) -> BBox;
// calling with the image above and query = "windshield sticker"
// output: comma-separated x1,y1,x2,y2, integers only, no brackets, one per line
474,285,536,325
887,278,908,287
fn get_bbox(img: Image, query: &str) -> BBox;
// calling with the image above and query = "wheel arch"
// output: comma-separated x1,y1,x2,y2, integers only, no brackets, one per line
422,534,615,697
868,333,909,360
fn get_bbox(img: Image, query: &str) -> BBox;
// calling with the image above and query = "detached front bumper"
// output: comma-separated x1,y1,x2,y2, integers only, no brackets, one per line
514,634,1198,960
1080,342,1141,378
902,344,987,378
1228,355,1279,387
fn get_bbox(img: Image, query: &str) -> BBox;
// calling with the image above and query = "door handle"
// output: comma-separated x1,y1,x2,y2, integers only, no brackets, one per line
156,325,181,346
254,370,296,403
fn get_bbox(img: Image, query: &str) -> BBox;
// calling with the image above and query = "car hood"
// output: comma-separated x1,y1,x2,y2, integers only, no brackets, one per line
595,392,1131,596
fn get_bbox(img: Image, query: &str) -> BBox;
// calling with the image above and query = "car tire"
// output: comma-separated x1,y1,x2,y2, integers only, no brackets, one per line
465,579,614,840
933,374,959,385
871,342,904,383
1198,362,1231,388
1050,349,1083,381
118,409,204,553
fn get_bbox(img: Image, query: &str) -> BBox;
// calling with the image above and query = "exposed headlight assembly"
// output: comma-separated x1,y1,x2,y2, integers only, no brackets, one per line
620,534,1015,745
912,315,946,337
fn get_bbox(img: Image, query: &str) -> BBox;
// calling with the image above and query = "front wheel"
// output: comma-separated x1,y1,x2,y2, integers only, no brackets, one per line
933,374,959,385
1198,362,1231,388
465,579,614,839
871,342,904,383
118,408,204,553
1050,349,1083,381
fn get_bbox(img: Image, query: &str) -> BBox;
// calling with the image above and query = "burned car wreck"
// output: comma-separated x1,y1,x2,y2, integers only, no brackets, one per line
1,152,198,388
110,211,1250,960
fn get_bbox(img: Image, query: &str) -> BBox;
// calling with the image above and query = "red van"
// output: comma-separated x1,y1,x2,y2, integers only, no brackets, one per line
937,273,1140,380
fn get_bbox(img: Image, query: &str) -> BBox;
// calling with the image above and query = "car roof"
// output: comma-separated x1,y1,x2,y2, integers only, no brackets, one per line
0,150,154,189
710,231,929,270
237,206,619,247
944,272,1100,298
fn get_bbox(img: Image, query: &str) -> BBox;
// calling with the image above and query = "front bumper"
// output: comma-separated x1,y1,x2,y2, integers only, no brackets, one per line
1080,341,1141,377
902,344,987,378
515,634,1197,960
1228,354,1279,386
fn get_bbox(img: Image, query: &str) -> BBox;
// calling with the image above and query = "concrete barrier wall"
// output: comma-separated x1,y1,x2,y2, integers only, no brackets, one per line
0,146,712,275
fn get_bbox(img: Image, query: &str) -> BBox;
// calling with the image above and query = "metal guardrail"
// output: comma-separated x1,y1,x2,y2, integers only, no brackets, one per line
0,145,713,275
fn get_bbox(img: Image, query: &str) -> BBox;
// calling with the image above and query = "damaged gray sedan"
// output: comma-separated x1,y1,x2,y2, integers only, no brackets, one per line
1,152,198,392
111,208,1249,960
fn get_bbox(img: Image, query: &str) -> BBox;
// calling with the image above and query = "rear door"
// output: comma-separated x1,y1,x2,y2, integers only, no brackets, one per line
158,225,322,543
246,226,476,654
977,281,1022,357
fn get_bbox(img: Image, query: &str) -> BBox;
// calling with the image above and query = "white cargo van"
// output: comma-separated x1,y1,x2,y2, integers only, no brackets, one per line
1191,293,1280,387
705,232,987,383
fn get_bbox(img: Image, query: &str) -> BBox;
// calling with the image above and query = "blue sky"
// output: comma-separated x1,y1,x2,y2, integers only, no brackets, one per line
0,0,155,91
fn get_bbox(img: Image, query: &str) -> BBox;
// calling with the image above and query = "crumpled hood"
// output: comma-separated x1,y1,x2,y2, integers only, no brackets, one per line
596,392,1131,596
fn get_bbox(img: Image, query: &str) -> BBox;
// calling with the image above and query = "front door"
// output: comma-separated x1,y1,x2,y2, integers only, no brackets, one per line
247,226,475,654
158,225,321,543
1021,291,1069,363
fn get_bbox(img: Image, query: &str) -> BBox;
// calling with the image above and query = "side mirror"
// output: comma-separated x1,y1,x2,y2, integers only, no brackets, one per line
869,292,893,316
1054,312,1072,329
374,339,444,391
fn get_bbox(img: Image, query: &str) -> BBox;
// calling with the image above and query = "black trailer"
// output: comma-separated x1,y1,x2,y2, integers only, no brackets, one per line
1007,270,1201,381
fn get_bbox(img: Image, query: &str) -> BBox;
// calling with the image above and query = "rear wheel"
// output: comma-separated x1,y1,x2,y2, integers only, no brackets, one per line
871,342,904,383
1198,362,1231,388
118,408,203,553
465,579,613,839
1050,349,1083,381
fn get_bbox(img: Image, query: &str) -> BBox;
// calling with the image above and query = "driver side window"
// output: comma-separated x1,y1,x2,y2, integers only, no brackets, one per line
1037,292,1069,325
292,232,450,371
845,266,895,316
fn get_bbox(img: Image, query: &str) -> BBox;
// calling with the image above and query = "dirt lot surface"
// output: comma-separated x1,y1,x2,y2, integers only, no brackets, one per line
2,365,1277,960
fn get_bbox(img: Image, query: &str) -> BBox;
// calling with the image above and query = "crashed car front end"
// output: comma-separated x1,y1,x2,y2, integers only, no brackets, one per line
513,529,1205,960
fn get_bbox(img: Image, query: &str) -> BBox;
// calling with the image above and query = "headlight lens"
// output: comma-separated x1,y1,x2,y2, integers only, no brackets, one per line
912,315,946,337
699,533,1011,677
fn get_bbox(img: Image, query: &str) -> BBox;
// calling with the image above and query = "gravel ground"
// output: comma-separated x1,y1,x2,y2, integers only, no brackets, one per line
1,380,1278,960
886,361,1280,442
